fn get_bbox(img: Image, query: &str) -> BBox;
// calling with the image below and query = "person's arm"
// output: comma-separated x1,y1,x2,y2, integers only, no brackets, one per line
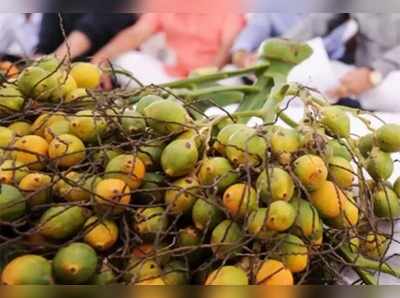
232,14,272,54
35,14,83,55
328,44,400,99
370,45,400,78
54,14,137,60
212,14,246,68
284,14,334,41
231,14,272,68
91,14,159,65
54,31,91,60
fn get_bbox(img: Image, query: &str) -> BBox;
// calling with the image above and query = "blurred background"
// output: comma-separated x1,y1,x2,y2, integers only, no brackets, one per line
1,5,400,112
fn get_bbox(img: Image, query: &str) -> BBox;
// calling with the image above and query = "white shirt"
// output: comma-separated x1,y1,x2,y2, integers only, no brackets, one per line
0,13,42,57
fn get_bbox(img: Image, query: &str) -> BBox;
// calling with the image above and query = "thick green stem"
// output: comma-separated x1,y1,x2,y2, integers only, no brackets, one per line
188,85,260,97
339,247,377,285
161,63,270,88
279,112,298,128
342,247,400,279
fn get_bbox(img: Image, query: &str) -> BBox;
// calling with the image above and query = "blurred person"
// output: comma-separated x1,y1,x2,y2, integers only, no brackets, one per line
286,14,400,112
91,12,245,88
232,13,350,69
36,14,137,60
231,14,304,68
0,13,42,60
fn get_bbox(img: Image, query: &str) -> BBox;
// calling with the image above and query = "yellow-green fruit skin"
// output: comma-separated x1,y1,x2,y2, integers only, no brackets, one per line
0,184,26,221
163,260,189,285
176,129,202,149
256,167,295,203
328,156,354,189
1,255,52,285
293,154,328,191
90,270,116,285
161,139,198,177
144,99,189,135
280,234,308,273
121,109,146,134
366,149,393,181
134,207,169,235
44,119,71,142
326,139,352,161
48,134,86,168
375,124,400,153
53,242,98,284
17,66,59,100
0,159,29,184
290,198,323,241
19,173,52,207
328,196,359,228
225,127,267,167
361,233,389,260
373,187,400,218
35,55,60,72
247,208,276,239
0,84,24,112
164,177,199,215
198,157,238,192
358,133,374,158
65,88,89,103
125,258,162,283
214,124,247,154
222,183,258,218
54,172,101,202
70,62,101,89
310,181,347,219
320,106,350,137
0,126,15,148
136,94,164,115
83,216,119,251
105,154,146,190
136,172,164,202
70,110,107,143
394,177,400,197
211,220,243,259
39,206,88,240
192,198,224,231
138,143,164,170
266,201,296,232
205,266,248,285
271,127,301,157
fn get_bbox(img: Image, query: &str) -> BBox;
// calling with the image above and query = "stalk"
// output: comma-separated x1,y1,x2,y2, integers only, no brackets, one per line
187,85,260,97
339,247,378,285
341,247,400,279
161,63,270,89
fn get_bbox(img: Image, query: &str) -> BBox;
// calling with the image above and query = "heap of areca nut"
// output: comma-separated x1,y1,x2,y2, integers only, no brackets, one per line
1,39,400,286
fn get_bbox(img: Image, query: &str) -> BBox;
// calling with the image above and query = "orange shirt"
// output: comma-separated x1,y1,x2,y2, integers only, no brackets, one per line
140,13,245,77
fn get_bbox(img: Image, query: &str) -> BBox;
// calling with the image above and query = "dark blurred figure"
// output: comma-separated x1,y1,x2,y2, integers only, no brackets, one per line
35,14,138,60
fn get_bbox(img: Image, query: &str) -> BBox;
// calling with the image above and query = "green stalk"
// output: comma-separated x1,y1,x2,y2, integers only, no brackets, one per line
339,247,378,285
341,247,400,279
187,85,260,97
237,73,273,115
279,112,298,128
161,63,270,89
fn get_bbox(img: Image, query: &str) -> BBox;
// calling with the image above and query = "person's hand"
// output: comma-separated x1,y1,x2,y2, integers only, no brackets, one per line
327,67,374,99
91,54,113,90
99,73,113,91
91,53,110,67
232,50,257,68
